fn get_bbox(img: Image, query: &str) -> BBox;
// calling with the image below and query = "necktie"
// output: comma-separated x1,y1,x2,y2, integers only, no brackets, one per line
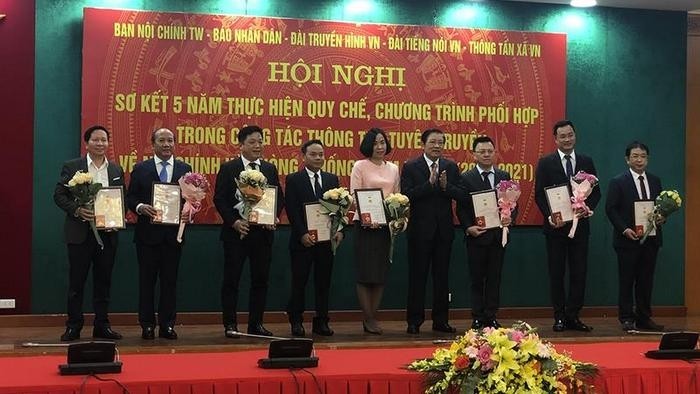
248,162,258,171
430,162,438,184
159,161,169,182
313,173,323,200
638,175,648,199
482,171,492,189
564,154,573,179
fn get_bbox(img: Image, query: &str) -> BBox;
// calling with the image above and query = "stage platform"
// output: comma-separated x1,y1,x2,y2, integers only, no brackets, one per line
1,316,698,354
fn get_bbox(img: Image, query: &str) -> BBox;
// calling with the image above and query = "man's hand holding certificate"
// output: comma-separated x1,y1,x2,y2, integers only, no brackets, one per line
470,189,500,230
545,184,575,228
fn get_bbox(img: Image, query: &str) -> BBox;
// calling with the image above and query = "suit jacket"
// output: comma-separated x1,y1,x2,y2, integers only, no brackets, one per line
456,167,517,246
54,156,124,245
534,151,601,238
285,169,340,251
400,156,463,241
126,157,192,245
214,157,283,243
605,170,663,248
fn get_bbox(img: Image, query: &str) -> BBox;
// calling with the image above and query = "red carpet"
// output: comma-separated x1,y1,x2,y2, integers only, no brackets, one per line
0,342,697,393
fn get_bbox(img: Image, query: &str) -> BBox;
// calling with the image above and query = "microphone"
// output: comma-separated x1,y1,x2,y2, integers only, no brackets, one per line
228,331,293,341
626,329,665,335
22,342,71,347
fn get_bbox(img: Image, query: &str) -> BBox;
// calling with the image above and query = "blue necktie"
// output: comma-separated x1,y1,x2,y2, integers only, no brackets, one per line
313,173,323,200
159,161,169,182
564,155,573,179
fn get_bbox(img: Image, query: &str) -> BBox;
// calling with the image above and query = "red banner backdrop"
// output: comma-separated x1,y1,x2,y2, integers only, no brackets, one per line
82,8,566,224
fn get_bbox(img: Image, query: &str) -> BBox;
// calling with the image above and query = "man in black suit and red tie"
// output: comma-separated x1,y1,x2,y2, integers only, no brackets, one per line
214,125,283,338
401,128,463,335
127,128,192,340
54,125,124,341
284,140,343,337
456,136,516,330
605,141,665,332
535,120,601,332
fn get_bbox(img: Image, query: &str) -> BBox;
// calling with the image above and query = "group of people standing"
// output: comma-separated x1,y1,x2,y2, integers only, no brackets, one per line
54,120,667,341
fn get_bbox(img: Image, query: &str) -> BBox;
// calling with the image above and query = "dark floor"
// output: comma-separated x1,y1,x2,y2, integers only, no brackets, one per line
2,316,697,356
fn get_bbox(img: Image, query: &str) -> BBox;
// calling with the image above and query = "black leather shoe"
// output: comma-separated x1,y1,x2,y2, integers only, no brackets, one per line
636,319,664,331
471,319,484,330
566,318,593,332
159,326,178,340
406,324,420,335
248,323,273,337
291,322,306,337
312,322,334,336
432,322,456,333
552,319,566,332
487,319,501,329
93,326,122,340
621,320,636,331
60,327,81,341
224,324,239,338
141,326,155,340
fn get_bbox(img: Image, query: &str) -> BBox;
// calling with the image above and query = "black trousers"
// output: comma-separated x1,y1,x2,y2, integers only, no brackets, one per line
615,243,659,323
136,242,182,328
545,235,589,320
287,245,334,323
406,235,453,326
466,242,505,320
221,229,272,327
65,233,117,329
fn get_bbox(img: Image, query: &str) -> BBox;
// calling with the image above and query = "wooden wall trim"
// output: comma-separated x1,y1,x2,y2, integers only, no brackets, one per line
0,306,686,328
686,13,700,316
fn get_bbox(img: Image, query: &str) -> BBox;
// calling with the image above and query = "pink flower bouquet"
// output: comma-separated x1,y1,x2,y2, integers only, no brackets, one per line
568,171,598,238
495,180,520,246
176,172,210,243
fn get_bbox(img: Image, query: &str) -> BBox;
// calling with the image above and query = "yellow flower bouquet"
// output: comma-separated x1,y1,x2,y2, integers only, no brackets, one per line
319,187,353,254
640,189,682,244
66,170,104,248
235,169,268,238
384,192,410,263
408,322,597,393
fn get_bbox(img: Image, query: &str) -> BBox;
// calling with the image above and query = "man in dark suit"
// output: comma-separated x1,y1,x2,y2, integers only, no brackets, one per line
284,139,343,337
535,120,601,332
605,141,665,332
214,125,283,338
456,136,515,330
127,128,192,340
54,125,124,341
401,128,463,334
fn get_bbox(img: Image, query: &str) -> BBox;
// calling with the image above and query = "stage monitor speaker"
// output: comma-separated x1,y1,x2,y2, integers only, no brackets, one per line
258,338,318,369
58,341,122,375
659,331,699,350
645,331,700,360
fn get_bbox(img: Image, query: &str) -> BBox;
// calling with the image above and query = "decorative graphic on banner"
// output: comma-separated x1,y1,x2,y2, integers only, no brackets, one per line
82,8,566,224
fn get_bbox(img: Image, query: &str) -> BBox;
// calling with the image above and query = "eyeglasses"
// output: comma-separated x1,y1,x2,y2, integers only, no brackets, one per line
475,149,495,154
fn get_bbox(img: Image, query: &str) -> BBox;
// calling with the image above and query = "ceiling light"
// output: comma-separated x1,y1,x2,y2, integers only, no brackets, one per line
570,0,597,7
